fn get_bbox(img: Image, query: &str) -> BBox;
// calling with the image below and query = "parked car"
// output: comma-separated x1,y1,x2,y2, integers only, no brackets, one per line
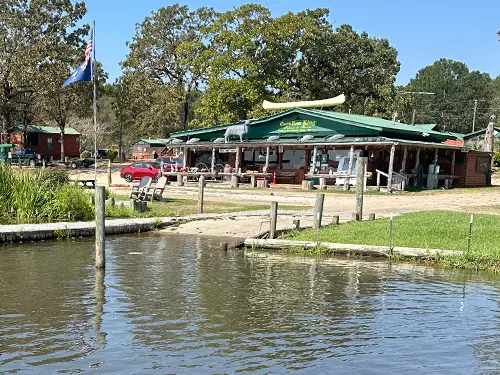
69,158,95,169
10,149,45,167
120,162,163,183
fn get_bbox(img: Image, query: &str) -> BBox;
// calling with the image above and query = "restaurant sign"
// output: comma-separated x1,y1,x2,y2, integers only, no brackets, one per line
277,119,316,134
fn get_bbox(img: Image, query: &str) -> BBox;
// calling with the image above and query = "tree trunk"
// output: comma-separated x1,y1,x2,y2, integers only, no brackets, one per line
118,122,123,161
60,129,65,162
182,99,189,130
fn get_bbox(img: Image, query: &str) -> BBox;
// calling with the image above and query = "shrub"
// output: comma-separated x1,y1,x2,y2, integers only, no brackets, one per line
494,152,500,167
52,185,94,221
81,150,91,158
107,149,118,162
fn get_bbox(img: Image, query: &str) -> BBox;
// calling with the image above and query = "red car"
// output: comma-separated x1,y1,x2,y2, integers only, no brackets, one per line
120,162,162,183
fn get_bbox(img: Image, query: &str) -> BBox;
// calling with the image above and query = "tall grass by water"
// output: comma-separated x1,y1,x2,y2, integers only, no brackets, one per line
0,164,93,224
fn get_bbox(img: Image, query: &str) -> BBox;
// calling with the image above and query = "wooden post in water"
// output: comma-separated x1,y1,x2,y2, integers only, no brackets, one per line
269,202,278,239
95,185,105,269
107,159,112,186
355,157,365,221
313,193,325,230
198,175,205,214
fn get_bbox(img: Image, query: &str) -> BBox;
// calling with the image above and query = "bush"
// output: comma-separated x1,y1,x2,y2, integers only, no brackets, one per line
52,185,94,221
81,150,91,158
494,152,500,167
0,165,92,223
107,149,118,162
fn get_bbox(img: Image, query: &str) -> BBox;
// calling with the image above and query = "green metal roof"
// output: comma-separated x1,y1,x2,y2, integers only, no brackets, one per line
12,124,80,135
135,138,172,146
171,108,456,143
463,127,500,140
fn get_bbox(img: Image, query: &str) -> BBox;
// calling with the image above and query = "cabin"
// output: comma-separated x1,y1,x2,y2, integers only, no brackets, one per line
131,139,170,159
11,125,80,159
170,108,492,190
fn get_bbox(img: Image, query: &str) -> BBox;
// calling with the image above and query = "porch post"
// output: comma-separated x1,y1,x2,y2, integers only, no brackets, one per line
387,144,396,192
344,145,354,190
182,147,187,168
235,147,240,173
211,147,216,173
310,146,318,174
264,146,270,172
413,147,421,186
401,145,408,172
434,148,439,164
451,149,456,175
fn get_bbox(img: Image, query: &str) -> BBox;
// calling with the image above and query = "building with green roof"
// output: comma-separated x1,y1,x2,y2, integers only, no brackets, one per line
168,108,491,190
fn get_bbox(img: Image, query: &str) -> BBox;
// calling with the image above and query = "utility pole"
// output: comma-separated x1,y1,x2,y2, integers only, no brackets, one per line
472,99,478,133
401,91,435,125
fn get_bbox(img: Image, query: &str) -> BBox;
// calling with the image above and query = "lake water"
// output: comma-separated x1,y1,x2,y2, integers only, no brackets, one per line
0,234,499,374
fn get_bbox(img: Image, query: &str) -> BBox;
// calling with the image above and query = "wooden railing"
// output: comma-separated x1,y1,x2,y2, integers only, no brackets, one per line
376,169,409,191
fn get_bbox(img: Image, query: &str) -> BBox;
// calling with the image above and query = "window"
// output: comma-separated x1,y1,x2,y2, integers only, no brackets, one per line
132,163,142,168
282,150,305,169
26,133,38,146
46,137,53,150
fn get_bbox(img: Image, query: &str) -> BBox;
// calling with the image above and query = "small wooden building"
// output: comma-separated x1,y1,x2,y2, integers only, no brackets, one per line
11,125,80,159
131,139,172,159
170,108,492,190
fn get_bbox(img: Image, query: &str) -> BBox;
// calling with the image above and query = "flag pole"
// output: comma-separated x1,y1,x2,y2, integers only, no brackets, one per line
92,21,98,183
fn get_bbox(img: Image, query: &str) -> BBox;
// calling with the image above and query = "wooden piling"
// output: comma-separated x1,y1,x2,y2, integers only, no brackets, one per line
313,193,325,230
220,242,228,251
270,201,278,239
319,177,327,190
293,219,300,230
95,186,105,269
107,159,112,186
369,213,376,221
198,175,205,214
177,174,184,186
250,175,256,188
230,174,239,188
355,157,365,220
332,215,340,225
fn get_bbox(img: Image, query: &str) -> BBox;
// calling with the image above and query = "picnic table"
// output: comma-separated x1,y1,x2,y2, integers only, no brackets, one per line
75,179,96,189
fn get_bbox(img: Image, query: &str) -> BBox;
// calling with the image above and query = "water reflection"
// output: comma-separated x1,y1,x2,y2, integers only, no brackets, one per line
0,234,498,374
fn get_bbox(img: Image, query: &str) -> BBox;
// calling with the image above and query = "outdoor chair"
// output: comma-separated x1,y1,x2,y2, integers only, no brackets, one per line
144,176,168,202
129,176,152,200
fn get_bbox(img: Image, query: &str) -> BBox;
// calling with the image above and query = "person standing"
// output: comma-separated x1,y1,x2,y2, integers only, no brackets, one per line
151,150,158,160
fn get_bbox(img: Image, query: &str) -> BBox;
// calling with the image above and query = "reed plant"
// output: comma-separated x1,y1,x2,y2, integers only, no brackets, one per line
0,164,93,224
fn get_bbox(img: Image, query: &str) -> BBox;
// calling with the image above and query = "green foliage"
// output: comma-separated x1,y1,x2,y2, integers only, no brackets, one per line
0,164,92,223
81,150,91,158
400,59,493,133
53,184,93,221
107,149,118,162
494,152,500,166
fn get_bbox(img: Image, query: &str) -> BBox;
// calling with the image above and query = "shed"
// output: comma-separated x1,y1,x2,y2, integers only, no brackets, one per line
11,125,80,159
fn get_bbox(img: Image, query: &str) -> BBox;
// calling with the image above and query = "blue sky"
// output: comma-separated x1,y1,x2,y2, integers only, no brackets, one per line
83,0,500,85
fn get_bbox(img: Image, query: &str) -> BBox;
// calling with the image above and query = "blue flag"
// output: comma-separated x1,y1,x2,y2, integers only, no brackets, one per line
62,39,93,88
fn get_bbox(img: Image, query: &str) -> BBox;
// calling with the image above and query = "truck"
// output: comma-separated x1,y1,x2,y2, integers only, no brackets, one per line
10,149,47,167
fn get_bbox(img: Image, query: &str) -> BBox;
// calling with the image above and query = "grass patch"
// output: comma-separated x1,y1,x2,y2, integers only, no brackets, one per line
282,211,500,271
106,197,308,219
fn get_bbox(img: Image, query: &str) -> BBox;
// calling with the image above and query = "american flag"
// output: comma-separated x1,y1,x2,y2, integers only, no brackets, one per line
81,39,92,70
